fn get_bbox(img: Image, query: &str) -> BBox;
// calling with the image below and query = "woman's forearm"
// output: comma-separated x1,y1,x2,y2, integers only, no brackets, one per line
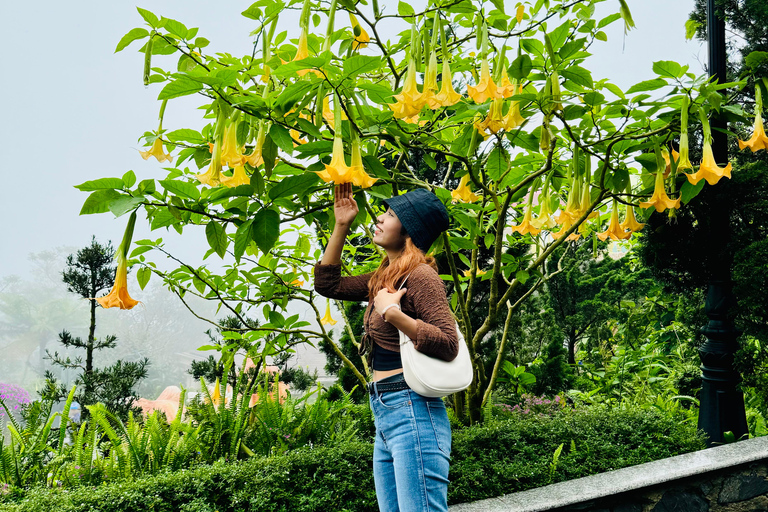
321,222,351,265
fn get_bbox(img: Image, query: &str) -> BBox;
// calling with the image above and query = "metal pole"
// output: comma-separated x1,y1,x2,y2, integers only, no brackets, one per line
697,0,748,446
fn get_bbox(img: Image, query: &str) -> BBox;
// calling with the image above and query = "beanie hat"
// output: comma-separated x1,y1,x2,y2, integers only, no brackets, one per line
383,189,450,254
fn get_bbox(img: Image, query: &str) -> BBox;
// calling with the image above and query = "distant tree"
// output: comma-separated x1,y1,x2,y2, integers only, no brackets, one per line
44,237,149,421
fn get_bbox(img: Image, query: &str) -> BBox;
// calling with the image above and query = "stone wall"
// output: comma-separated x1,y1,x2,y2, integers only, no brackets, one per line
449,436,768,512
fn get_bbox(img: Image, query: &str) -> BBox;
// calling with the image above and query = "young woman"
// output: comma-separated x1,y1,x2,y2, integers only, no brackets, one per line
314,182,459,512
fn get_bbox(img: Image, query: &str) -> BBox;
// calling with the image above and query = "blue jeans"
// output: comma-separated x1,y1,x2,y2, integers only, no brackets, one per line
369,373,452,512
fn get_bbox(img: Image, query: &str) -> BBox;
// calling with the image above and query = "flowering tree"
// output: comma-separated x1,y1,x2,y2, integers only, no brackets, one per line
78,0,763,422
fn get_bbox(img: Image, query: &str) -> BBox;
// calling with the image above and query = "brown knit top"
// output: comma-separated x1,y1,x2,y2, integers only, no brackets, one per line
313,262,459,361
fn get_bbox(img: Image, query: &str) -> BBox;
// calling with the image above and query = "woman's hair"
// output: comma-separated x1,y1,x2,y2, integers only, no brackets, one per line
367,236,438,301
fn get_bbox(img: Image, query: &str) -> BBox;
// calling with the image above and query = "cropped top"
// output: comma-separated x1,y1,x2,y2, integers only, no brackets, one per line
313,262,459,362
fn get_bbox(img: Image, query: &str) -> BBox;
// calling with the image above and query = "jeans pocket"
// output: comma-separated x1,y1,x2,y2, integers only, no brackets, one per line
427,400,452,458
378,389,411,409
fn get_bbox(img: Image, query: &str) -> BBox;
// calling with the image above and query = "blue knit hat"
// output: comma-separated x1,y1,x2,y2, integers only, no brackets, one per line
383,189,450,253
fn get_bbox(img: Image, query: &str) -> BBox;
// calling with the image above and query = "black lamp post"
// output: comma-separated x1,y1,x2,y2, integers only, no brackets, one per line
696,0,749,446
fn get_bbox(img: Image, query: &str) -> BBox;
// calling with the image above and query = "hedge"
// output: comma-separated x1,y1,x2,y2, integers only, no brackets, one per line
0,406,706,511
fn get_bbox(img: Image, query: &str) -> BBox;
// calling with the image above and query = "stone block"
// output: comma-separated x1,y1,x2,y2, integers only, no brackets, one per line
650,489,709,512
718,474,768,504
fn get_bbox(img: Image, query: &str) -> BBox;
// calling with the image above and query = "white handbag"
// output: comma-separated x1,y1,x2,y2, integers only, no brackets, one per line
395,274,474,398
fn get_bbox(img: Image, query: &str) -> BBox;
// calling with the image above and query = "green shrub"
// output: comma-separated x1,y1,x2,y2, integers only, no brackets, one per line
0,406,705,511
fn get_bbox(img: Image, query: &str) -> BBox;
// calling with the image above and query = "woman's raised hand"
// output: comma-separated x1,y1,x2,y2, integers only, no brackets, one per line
334,182,358,227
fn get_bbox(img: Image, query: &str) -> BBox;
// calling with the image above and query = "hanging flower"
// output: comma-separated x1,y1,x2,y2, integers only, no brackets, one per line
556,172,582,225
315,136,352,184
389,58,426,119
597,200,631,241
140,137,173,163
640,170,680,212
322,96,348,126
451,174,481,203
531,179,558,230
321,299,337,325
422,51,439,109
509,187,541,236
620,204,645,233
293,28,322,77
348,135,378,188
349,13,369,51
220,120,246,168
197,111,226,186
738,86,768,152
467,59,501,104
551,218,581,241
429,59,463,108
503,82,526,130
498,74,516,98
246,121,267,168
220,165,250,188
474,98,506,135
96,212,140,310
463,269,487,277
686,141,733,185
210,378,222,406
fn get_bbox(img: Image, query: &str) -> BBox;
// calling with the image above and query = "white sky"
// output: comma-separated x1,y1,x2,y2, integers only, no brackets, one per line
0,0,705,277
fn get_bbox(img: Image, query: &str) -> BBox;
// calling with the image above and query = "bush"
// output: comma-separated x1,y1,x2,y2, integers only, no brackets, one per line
0,406,706,511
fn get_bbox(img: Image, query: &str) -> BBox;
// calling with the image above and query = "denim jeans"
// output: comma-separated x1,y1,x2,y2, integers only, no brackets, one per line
369,373,452,512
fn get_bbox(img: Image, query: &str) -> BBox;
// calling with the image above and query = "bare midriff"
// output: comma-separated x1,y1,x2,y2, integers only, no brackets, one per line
372,368,404,381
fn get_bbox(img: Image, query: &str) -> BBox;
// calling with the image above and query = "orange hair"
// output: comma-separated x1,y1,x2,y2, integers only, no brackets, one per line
366,237,438,301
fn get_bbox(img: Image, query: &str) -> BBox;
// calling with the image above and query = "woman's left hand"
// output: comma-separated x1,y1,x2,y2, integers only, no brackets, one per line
373,287,407,317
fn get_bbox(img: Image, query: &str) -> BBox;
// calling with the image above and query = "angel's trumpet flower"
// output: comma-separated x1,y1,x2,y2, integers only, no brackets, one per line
430,59,463,108
686,110,732,186
321,299,337,325
620,203,645,233
348,134,378,188
451,174,481,203
349,13,369,51
96,212,140,310
389,57,425,119
640,169,681,212
140,137,173,163
509,186,541,236
738,85,768,152
220,119,246,168
220,165,250,188
597,200,631,241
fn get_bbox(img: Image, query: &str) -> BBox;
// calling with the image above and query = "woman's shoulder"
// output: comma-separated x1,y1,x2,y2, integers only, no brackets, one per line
409,263,442,283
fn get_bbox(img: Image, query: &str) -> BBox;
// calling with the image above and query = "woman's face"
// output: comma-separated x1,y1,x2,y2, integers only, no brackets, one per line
373,207,407,250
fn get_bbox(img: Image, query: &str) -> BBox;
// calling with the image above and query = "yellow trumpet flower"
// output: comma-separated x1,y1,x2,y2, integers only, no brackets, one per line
509,188,541,236
389,58,426,119
349,13,369,51
498,74,516,99
686,141,733,186
503,83,526,130
556,174,582,225
246,122,267,168
551,218,580,241
220,121,246,168
315,137,353,184
738,111,768,152
429,59,463,108
96,212,140,310
291,279,304,287
321,300,337,325
640,170,681,212
677,133,694,172
422,51,439,109
597,200,631,241
531,189,558,230
210,378,222,406
463,269,487,277
348,136,378,188
220,165,250,188
293,28,322,77
467,59,501,104
474,98,506,135
738,85,768,152
620,204,645,233
451,174,481,203
140,137,173,163
322,96,347,126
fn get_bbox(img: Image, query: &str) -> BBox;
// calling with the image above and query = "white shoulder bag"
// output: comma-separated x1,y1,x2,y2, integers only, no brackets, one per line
395,273,474,398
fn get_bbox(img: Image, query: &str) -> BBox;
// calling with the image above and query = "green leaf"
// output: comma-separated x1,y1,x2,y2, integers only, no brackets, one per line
161,17,188,39
296,117,323,140
205,222,228,258
486,146,509,182
262,136,278,177
268,173,320,200
166,128,206,144
626,78,667,94
358,83,395,104
398,1,414,17
115,28,149,53
159,179,201,200
74,178,125,192
122,171,137,188
342,56,381,78
597,13,621,29
275,80,316,111
109,195,143,217
137,267,151,290
136,7,159,27
269,124,294,154
652,60,683,79
80,190,121,215
603,82,625,99
252,208,280,254
296,140,334,158
520,39,545,58
561,66,593,88
685,19,701,41
680,179,705,204
508,54,533,79
516,270,530,284
158,78,203,100
234,219,253,262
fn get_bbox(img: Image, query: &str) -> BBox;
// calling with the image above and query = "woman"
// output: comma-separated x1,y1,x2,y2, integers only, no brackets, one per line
314,182,459,512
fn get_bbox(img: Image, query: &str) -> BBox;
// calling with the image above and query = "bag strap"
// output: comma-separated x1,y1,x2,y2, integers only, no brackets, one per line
398,273,412,291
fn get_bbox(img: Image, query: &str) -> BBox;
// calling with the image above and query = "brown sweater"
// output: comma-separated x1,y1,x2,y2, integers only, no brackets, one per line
313,262,459,361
